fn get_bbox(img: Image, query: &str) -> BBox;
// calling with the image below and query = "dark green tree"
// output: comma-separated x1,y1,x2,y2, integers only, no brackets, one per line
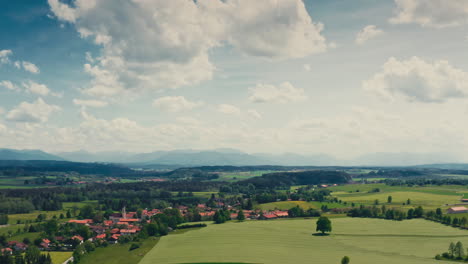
387,196,392,203
237,210,245,221
316,216,332,235
341,256,350,264
455,241,465,259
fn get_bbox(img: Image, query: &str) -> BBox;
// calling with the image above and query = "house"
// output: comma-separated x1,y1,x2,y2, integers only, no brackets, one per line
71,235,84,244
109,234,120,244
120,229,138,235
273,211,289,217
118,218,139,223
14,243,27,251
68,219,93,225
40,239,51,249
95,234,106,240
461,199,468,203
1,248,12,255
262,213,278,220
230,213,238,219
448,206,468,214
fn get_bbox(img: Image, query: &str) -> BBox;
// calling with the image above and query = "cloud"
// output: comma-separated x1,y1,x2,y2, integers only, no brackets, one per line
0,50,12,64
363,56,468,103
22,81,50,96
21,61,40,74
6,98,61,123
73,99,108,108
0,80,18,91
390,0,468,28
218,104,241,115
48,0,327,97
247,109,262,119
152,96,204,112
248,82,308,103
355,25,383,45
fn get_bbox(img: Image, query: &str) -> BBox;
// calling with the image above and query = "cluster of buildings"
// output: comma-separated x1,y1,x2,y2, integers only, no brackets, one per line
1,203,292,255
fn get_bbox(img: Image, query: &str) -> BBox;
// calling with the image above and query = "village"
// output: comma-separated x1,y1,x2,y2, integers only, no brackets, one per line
1,202,290,257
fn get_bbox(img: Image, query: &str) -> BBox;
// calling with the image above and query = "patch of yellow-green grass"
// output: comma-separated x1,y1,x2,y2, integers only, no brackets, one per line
63,200,99,209
8,210,68,224
9,232,40,242
140,218,468,264
48,251,73,264
334,191,460,210
79,237,160,264
258,201,345,211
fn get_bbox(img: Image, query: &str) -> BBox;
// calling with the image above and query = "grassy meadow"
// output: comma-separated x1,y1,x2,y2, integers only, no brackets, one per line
79,237,160,264
140,218,467,264
49,251,73,264
328,183,468,210
258,201,346,211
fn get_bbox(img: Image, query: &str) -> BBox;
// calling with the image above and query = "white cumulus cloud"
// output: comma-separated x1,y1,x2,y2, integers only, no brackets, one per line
21,61,40,74
73,99,108,108
22,81,50,96
218,104,241,115
0,80,18,91
390,0,468,28
363,56,468,103
152,96,204,112
48,0,327,97
355,25,383,45
248,82,308,103
0,50,12,64
6,98,61,123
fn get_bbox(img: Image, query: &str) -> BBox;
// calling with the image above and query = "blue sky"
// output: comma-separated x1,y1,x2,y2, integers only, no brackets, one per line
1,0,468,161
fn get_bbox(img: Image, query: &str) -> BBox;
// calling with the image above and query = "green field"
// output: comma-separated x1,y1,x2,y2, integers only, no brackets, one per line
217,171,274,182
79,237,160,264
328,184,468,211
140,218,468,264
49,251,73,264
258,201,346,211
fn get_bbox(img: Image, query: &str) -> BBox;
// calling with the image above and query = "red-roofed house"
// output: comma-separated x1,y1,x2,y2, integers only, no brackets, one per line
1,248,12,255
448,207,468,214
274,211,289,217
68,219,93,225
120,229,138,235
72,235,84,243
95,234,106,240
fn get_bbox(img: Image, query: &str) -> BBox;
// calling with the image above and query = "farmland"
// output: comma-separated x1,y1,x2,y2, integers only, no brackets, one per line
140,218,466,264
328,183,468,210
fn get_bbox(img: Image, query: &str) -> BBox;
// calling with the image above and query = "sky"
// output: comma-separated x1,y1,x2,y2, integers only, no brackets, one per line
1,0,468,160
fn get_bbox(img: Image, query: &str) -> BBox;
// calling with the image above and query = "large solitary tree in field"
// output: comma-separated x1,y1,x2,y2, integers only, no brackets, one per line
316,216,332,235
341,256,350,264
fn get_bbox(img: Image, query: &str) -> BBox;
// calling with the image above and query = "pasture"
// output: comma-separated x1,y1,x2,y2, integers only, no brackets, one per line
329,183,468,210
79,237,160,264
258,201,346,211
49,251,73,264
140,218,468,264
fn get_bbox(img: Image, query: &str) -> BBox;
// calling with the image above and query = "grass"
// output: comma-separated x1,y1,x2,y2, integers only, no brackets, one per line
140,218,468,264
9,232,40,242
79,237,160,264
258,201,345,211
78,228,199,264
48,251,73,264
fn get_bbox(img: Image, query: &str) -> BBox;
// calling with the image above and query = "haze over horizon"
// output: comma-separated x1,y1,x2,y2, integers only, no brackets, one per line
1,0,468,161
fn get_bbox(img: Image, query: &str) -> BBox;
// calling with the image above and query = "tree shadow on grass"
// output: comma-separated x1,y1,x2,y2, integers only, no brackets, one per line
312,233,330,236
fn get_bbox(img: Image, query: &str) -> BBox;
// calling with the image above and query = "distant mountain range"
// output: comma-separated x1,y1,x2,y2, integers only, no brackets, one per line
0,149,64,161
0,148,463,167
